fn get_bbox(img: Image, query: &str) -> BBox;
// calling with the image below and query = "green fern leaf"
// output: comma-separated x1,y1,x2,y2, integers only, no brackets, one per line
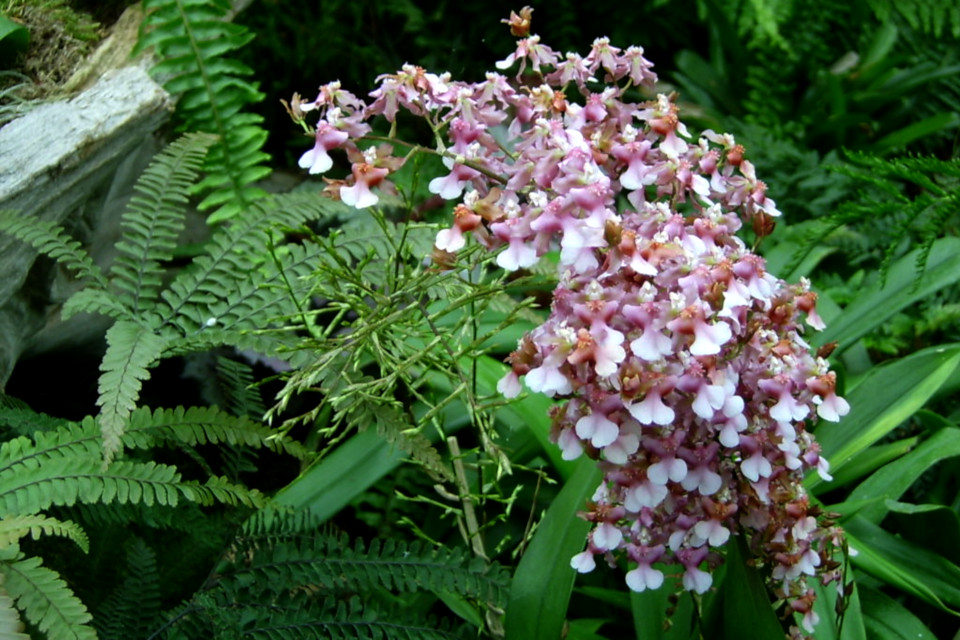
137,0,270,223
0,581,29,640
0,422,101,481
867,0,960,37
0,457,184,516
216,356,267,419
59,289,130,322
242,595,464,640
109,133,216,314
181,475,264,508
0,516,89,553
122,405,309,460
0,555,96,640
94,538,161,640
0,213,111,292
224,531,509,606
97,320,166,461
0,406,70,438
156,192,335,335
342,399,453,483
818,152,960,283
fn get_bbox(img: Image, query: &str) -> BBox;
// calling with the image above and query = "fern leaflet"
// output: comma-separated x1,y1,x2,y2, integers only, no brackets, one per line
0,554,96,640
224,527,508,606
122,405,309,460
0,458,184,515
109,133,215,314
0,213,111,293
216,356,267,419
94,538,161,640
96,320,166,462
0,582,29,639
866,0,960,37
136,0,271,223
0,516,89,553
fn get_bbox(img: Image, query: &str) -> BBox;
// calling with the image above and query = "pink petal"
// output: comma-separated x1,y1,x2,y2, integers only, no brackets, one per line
690,319,732,356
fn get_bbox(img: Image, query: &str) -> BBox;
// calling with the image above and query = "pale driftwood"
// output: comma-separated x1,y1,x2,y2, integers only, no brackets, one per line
0,64,172,388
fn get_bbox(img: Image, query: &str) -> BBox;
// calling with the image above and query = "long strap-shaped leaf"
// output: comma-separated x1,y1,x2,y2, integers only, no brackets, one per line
844,426,960,524
504,458,602,640
807,343,960,493
814,237,960,352
845,515,960,615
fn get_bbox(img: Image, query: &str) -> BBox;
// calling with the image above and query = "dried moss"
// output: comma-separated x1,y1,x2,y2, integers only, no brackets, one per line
3,0,103,90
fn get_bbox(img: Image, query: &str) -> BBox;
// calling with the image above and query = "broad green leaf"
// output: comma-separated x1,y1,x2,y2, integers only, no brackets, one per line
807,345,960,493
721,537,784,640
870,112,960,153
813,238,960,352
858,583,937,640
811,577,866,640
845,516,960,614
272,428,407,521
858,22,898,72
886,501,960,565
823,437,918,489
436,590,483,628
566,618,608,639
762,220,837,282
577,586,630,611
0,14,28,62
631,583,696,640
504,458,602,640
845,427,960,523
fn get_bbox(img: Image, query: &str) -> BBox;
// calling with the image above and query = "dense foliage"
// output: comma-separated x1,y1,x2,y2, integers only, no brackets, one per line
1,0,959,639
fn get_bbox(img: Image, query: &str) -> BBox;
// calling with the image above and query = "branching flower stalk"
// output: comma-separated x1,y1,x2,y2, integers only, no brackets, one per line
290,7,850,637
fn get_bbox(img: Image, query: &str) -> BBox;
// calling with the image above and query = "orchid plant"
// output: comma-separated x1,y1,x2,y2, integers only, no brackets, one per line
289,7,850,637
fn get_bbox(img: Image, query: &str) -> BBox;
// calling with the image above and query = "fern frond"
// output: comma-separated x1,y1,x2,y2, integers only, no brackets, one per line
0,406,70,438
239,595,464,640
0,580,29,640
184,475,264,508
0,457,185,516
216,356,267,419
0,422,101,480
122,405,309,460
0,395,29,411
0,213,111,292
94,538,161,640
96,320,166,462
156,192,338,335
223,532,509,606
0,516,89,553
109,133,216,314
825,151,960,282
59,289,130,322
171,575,469,639
866,0,960,37
0,555,96,640
137,0,270,223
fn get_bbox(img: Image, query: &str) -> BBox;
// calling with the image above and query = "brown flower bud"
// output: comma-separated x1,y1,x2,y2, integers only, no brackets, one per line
502,6,534,37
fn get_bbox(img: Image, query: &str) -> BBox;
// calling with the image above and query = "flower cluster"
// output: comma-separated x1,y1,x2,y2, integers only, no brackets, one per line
292,8,848,636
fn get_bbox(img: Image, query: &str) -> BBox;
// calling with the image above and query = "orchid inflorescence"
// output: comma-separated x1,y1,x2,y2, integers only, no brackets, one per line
291,7,849,636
